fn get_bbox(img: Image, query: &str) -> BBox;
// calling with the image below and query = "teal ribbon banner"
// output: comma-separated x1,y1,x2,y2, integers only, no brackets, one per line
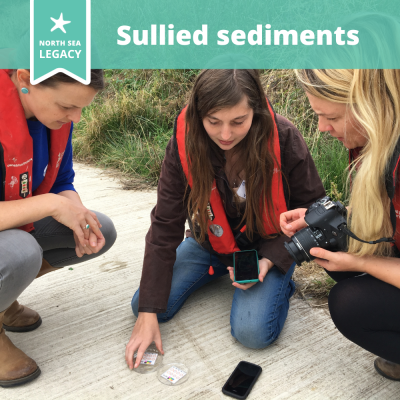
1,0,399,69
30,0,90,84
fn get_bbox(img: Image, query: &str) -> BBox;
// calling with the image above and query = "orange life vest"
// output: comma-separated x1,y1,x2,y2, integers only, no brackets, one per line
0,69,71,232
175,100,287,255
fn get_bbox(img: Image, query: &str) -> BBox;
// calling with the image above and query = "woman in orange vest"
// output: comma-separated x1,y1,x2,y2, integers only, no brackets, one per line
281,69,400,381
0,69,116,387
126,69,325,368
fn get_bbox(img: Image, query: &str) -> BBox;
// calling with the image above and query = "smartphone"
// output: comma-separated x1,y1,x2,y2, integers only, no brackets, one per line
233,250,259,284
222,361,262,399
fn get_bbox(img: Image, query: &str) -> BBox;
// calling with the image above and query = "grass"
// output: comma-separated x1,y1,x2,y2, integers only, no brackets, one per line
73,69,199,185
292,261,337,301
73,69,349,199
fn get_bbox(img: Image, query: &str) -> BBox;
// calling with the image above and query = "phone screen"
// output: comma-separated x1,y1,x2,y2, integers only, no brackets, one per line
234,250,258,281
222,361,262,398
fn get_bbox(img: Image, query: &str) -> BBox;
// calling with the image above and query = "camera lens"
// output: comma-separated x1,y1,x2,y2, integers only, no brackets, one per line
284,241,304,266
284,228,321,266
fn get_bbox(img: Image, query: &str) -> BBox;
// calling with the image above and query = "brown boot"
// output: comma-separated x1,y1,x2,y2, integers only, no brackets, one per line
0,309,41,387
3,259,58,333
36,258,59,278
3,300,42,333
374,357,400,381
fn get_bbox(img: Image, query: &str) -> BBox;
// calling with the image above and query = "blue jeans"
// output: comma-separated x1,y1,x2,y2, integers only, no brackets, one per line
132,237,296,349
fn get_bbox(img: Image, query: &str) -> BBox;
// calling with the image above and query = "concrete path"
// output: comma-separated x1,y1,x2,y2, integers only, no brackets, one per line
2,163,399,400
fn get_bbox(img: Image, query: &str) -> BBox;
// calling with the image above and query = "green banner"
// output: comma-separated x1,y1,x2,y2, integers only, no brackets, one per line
0,0,399,68
30,0,90,84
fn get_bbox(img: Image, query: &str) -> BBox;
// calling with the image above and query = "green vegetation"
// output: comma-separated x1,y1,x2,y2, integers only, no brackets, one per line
73,69,348,199
310,277,336,298
263,70,348,202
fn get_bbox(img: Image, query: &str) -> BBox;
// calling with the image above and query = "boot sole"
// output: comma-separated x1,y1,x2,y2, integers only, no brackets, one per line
0,367,41,388
374,359,400,381
3,317,42,333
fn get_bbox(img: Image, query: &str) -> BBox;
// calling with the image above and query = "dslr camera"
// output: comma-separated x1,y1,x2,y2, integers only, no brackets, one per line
284,197,348,266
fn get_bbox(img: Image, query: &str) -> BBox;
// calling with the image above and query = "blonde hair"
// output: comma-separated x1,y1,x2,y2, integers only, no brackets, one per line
296,69,400,257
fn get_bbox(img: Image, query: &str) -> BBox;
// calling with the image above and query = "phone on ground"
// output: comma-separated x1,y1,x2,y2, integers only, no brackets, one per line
222,361,262,399
233,249,259,284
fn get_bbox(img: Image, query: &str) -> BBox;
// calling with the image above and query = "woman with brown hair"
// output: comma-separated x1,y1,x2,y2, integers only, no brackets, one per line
0,69,116,387
126,69,325,368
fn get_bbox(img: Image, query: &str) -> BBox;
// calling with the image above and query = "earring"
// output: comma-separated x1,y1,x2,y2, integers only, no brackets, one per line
21,87,29,94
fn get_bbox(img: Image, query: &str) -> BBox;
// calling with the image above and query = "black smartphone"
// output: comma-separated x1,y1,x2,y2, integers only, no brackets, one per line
222,361,262,399
233,250,259,284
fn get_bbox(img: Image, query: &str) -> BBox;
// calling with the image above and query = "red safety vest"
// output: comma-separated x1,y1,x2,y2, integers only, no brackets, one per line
175,101,287,255
351,144,400,251
0,69,71,232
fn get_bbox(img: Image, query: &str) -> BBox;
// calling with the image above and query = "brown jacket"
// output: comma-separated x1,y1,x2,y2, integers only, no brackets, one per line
138,113,326,313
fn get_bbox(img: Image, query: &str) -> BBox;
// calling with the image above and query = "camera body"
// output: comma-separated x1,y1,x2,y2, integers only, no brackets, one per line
284,197,348,266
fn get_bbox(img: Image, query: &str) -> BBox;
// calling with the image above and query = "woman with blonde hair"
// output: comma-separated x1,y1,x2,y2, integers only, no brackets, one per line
125,69,325,368
281,69,400,380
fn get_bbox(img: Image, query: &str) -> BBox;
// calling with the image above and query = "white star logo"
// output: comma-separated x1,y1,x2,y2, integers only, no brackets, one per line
50,13,71,34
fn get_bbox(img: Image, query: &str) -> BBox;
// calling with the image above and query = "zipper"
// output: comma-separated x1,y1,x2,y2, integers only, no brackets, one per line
0,142,5,201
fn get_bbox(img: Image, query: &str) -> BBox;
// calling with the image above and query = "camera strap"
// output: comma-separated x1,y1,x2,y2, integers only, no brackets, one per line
339,224,395,245
384,136,400,241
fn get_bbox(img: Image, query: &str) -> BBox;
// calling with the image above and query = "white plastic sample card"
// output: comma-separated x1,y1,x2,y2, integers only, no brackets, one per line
160,366,187,384
134,352,158,365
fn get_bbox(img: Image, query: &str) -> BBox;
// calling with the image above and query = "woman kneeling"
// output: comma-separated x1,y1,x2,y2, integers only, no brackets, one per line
126,69,325,368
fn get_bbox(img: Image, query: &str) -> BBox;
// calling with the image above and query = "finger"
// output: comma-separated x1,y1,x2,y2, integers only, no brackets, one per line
280,211,292,226
80,224,90,241
88,230,98,249
79,233,93,255
72,232,83,257
125,341,139,370
80,242,88,255
84,246,93,255
280,219,298,236
259,270,268,282
310,247,336,262
79,219,91,240
73,225,89,248
89,211,102,229
85,214,103,240
75,243,85,257
134,343,148,368
227,267,234,281
281,228,294,237
258,266,269,282
92,236,106,253
154,336,164,355
232,282,255,290
280,210,302,224
285,218,306,233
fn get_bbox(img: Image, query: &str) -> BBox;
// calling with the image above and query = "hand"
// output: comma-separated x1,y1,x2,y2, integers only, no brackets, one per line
51,196,103,249
227,257,274,290
125,312,164,370
73,227,105,257
310,247,365,273
280,208,308,237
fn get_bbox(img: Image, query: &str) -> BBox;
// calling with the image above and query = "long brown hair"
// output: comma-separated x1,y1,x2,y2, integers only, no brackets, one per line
185,69,281,243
